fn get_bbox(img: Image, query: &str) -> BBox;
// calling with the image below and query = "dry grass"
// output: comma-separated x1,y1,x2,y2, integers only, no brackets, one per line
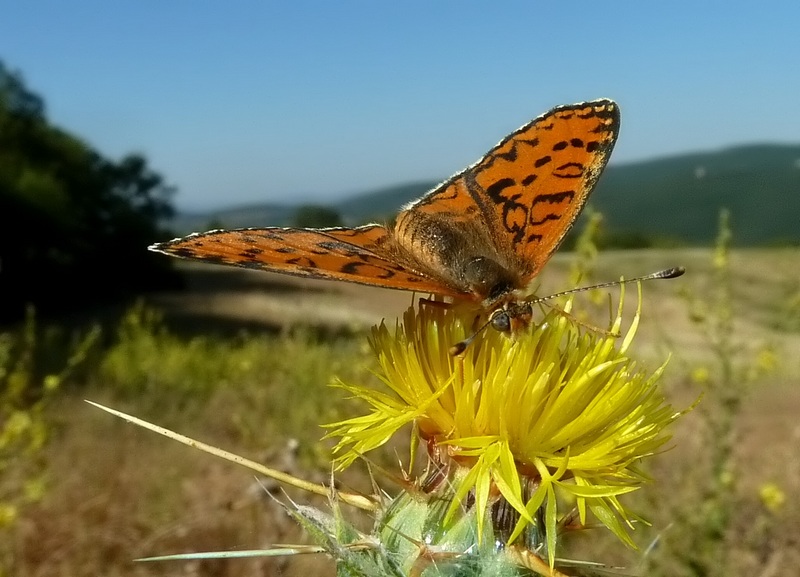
5,247,800,576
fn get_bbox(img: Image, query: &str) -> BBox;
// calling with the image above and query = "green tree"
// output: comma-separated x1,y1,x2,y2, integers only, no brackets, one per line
292,204,343,228
0,61,179,320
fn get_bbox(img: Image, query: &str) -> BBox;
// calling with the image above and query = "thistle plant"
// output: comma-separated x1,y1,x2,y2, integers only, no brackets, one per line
93,281,682,576
321,285,680,576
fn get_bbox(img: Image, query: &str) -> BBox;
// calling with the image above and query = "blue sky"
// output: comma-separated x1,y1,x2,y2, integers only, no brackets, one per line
2,2,799,211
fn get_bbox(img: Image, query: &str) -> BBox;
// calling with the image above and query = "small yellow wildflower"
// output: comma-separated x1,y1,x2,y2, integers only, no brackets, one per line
759,482,785,514
691,366,710,385
0,503,18,529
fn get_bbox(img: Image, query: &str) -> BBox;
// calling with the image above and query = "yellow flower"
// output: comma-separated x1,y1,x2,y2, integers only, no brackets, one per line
327,285,682,566
759,482,785,514
691,366,710,384
0,503,18,529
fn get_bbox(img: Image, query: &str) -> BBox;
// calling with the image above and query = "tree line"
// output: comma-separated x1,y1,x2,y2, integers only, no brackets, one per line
0,61,179,321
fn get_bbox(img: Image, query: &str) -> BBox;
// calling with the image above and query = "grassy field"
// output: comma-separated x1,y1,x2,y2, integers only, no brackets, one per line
3,247,800,577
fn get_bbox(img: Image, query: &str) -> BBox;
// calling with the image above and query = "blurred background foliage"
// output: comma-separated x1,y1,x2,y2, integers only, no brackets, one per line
0,60,180,321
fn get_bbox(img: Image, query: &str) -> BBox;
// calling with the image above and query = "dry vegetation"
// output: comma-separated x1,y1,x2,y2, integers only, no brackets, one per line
3,247,800,577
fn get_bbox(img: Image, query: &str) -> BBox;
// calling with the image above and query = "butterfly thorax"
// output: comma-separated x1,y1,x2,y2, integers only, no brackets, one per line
391,209,525,305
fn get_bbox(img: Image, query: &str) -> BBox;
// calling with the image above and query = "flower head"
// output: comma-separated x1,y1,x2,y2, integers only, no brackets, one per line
327,285,681,566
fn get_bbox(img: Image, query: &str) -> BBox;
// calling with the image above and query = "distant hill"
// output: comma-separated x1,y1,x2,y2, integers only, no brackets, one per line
170,203,297,236
169,182,438,234
169,144,800,246
334,181,437,224
592,143,800,246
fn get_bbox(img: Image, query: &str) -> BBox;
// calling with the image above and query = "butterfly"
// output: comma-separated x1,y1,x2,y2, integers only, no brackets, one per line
151,100,620,342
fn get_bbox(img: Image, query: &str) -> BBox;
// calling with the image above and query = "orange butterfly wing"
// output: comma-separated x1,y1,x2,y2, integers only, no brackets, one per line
152,100,619,306
406,100,619,283
150,225,468,297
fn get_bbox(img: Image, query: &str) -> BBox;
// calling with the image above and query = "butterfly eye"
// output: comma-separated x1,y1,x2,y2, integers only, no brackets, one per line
490,311,512,333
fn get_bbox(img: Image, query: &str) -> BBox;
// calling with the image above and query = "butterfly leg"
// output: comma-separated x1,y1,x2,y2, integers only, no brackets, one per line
541,301,621,338
417,297,454,310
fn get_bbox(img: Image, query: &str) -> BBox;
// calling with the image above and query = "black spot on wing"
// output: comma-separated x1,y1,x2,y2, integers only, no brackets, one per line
169,247,194,258
254,230,284,241
495,147,518,162
533,191,575,205
317,240,357,252
239,248,264,258
586,140,601,153
485,178,516,202
287,256,318,268
340,261,397,279
529,191,576,226
552,163,585,178
530,213,563,226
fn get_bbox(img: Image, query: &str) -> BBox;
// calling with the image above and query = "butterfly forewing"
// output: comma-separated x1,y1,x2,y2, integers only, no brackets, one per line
398,100,619,287
151,226,465,295
470,100,619,278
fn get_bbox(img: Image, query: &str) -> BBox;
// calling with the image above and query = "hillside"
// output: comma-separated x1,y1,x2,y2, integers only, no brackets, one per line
592,143,800,245
169,144,800,246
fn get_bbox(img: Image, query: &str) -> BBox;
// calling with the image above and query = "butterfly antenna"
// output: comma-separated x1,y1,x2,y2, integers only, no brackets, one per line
449,316,497,356
529,266,685,306
448,267,684,356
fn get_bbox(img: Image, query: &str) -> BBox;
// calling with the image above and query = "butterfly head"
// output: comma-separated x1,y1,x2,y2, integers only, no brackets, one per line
489,301,533,334
449,299,533,356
